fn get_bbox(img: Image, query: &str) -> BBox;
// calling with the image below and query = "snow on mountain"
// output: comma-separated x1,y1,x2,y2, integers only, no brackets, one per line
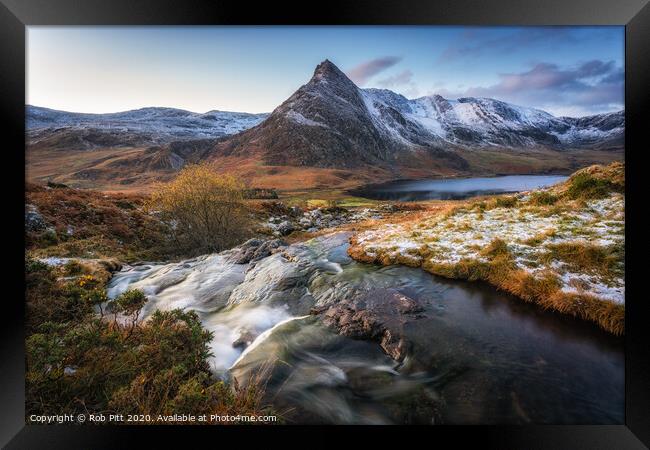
27,59,623,163
213,59,623,172
360,89,623,149
26,105,269,140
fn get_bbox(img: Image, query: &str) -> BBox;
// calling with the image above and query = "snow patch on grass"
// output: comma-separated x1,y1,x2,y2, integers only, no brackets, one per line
353,190,624,305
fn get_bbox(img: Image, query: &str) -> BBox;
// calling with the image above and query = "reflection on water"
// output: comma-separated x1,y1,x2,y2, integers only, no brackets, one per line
108,233,623,425
350,175,568,201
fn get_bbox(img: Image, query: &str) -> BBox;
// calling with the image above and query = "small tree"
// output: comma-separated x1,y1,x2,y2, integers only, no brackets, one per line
113,289,148,329
148,163,252,255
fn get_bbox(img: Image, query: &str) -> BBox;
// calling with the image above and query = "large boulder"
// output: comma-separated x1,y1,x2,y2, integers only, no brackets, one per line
312,288,424,361
226,238,286,264
25,204,48,232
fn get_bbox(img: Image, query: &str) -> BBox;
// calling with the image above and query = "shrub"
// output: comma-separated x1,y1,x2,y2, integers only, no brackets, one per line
25,257,49,278
492,196,518,209
41,228,59,246
566,173,618,200
63,260,83,275
147,163,252,255
529,191,559,206
110,289,148,329
113,289,147,316
25,258,95,332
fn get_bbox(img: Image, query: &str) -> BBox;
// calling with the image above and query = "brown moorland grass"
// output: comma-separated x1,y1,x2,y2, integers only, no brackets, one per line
540,241,624,279
26,183,171,262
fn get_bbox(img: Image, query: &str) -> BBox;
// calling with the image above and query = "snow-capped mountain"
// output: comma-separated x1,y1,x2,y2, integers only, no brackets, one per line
362,89,623,149
26,60,624,189
27,105,269,141
214,60,623,169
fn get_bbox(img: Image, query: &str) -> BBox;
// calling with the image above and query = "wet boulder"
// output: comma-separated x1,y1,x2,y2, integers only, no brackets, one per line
227,250,317,315
232,330,257,350
227,238,287,264
312,288,425,362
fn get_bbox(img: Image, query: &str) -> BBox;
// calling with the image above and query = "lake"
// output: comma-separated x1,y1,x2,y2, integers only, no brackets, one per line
350,174,569,201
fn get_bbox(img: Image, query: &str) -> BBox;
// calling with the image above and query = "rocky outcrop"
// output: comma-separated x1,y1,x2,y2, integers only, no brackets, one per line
312,288,424,361
262,205,384,236
108,232,429,363
226,238,287,264
25,204,48,232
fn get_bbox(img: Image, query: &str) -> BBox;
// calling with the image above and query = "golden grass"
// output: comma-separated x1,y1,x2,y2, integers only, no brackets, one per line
349,229,625,335
541,241,623,279
426,254,622,335
521,229,556,246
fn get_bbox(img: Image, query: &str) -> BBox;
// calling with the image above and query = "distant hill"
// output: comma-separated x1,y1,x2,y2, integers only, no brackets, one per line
27,105,269,149
25,60,624,191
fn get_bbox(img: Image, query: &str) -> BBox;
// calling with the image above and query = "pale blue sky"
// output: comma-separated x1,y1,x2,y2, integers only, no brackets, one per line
27,26,624,117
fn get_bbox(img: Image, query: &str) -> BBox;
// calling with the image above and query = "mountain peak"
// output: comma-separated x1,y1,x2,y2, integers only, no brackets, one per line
311,59,353,84
314,59,337,73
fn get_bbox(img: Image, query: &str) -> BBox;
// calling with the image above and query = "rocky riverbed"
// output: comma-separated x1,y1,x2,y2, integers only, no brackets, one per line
106,231,624,424
260,205,391,236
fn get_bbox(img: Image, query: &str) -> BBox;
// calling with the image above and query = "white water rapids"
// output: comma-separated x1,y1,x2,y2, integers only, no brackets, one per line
106,232,624,424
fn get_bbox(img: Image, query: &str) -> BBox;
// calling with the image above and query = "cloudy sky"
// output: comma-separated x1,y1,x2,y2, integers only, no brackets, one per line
27,26,623,117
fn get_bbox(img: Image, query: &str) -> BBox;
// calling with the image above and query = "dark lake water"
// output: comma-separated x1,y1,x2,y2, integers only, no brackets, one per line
350,175,569,201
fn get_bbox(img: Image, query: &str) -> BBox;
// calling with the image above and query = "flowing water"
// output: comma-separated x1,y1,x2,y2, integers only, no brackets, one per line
350,175,569,201
107,232,623,425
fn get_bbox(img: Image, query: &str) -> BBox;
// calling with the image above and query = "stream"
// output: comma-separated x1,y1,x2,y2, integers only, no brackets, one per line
107,232,623,425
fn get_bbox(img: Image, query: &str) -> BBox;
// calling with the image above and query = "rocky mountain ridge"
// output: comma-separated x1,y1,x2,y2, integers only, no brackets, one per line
212,59,624,169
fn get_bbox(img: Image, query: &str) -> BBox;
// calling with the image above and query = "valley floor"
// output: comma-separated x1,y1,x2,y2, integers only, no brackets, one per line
26,145,623,193
26,162,626,336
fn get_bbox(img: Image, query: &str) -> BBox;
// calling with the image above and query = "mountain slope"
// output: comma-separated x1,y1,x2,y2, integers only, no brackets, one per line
363,91,624,149
213,60,623,171
27,106,269,149
214,60,400,168
214,60,469,171
26,60,624,191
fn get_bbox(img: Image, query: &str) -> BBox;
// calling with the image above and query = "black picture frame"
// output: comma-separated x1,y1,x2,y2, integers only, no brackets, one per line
2,0,648,447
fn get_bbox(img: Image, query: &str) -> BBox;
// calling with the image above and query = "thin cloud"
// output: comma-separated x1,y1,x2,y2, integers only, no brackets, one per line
377,70,414,88
377,70,420,98
346,56,402,85
437,28,580,63
436,60,623,116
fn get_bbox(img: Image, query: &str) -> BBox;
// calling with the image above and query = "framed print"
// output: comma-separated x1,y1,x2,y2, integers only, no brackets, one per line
2,0,649,447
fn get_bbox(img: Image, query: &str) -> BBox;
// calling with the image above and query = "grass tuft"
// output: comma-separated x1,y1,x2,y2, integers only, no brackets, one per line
541,241,623,279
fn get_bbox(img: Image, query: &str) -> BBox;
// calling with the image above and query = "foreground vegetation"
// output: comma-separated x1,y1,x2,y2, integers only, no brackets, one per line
26,182,172,262
25,257,274,423
349,163,625,335
147,164,253,256
25,161,626,424
25,165,276,423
